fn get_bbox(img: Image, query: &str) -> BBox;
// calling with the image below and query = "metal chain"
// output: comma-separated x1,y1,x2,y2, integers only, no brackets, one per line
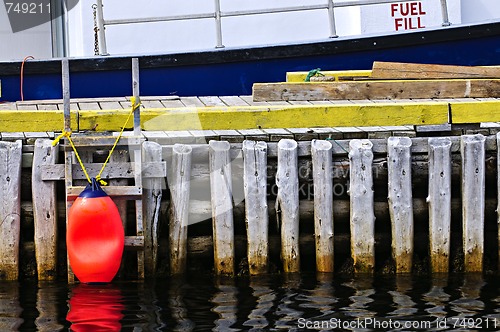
92,4,99,55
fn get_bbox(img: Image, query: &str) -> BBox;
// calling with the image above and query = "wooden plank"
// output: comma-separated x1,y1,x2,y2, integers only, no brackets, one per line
387,137,414,273
209,141,235,275
199,96,226,107
371,61,500,79
349,139,375,273
286,70,372,82
66,186,142,199
41,162,166,181
311,140,334,272
428,137,452,273
252,80,500,101
219,96,250,106
276,139,300,273
142,142,163,276
0,140,22,280
242,140,269,275
497,133,500,272
32,139,58,280
169,144,192,275
83,102,449,131
461,134,485,272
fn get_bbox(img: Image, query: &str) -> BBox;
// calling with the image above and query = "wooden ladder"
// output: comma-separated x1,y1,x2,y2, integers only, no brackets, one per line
64,134,146,283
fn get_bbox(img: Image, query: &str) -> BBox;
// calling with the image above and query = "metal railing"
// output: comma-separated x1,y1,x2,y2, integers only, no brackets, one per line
94,0,451,56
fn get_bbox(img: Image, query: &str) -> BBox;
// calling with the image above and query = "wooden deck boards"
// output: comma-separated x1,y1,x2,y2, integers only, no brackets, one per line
2,95,500,133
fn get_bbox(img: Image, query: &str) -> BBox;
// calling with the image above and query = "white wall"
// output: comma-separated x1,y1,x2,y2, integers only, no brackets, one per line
0,6,52,60
67,0,361,57
461,0,500,23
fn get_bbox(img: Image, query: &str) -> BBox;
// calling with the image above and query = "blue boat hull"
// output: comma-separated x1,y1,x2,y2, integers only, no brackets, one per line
1,21,500,102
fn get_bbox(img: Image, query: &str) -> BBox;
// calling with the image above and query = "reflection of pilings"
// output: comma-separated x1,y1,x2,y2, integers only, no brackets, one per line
169,278,195,332
342,277,375,319
211,278,239,332
0,283,23,330
388,276,416,317
423,275,449,319
35,282,64,331
244,277,275,331
450,274,485,316
275,274,303,329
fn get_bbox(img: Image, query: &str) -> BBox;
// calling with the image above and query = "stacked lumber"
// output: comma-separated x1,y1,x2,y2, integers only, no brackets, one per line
253,62,500,101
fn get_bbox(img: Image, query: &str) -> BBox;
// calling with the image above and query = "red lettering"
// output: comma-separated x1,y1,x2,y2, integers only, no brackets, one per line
395,18,404,31
400,3,410,16
418,16,425,28
410,2,418,15
419,2,426,15
391,3,398,16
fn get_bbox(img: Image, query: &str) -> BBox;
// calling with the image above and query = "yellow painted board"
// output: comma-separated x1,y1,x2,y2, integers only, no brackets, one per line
0,110,78,132
450,100,500,124
79,103,449,131
286,70,372,82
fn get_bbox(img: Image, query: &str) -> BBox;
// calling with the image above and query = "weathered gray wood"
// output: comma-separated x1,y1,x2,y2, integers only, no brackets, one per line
428,137,452,273
242,140,269,275
41,161,166,181
349,139,375,273
0,141,22,280
461,134,485,272
66,185,142,199
109,149,128,279
276,139,300,273
209,140,235,275
387,137,414,273
32,139,59,280
142,142,163,276
132,58,141,136
169,144,192,275
311,140,334,272
61,59,71,132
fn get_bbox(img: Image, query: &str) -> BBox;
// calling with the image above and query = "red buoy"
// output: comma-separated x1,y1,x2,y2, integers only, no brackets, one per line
67,178,124,283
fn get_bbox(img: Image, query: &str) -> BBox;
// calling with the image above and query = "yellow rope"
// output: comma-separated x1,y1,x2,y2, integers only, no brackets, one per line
52,96,140,186
52,130,92,184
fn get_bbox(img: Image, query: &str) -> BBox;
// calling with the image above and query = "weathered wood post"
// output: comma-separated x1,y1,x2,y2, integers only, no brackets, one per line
387,137,414,273
0,140,22,280
311,139,334,272
209,140,235,275
169,144,193,275
349,139,375,273
276,139,300,273
32,139,59,280
242,140,269,275
142,141,163,276
428,137,452,273
461,134,485,272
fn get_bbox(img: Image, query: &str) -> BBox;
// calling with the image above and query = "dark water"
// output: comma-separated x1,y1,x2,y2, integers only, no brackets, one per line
2,273,500,331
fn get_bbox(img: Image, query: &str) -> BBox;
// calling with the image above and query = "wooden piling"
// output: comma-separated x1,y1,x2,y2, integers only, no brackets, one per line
460,134,485,272
428,137,452,273
349,139,375,273
242,140,269,275
0,140,22,280
32,139,59,280
142,141,163,275
276,139,300,273
387,137,414,273
169,144,193,275
311,139,334,272
209,140,235,276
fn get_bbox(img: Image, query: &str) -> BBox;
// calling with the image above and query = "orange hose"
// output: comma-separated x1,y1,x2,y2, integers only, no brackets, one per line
20,55,35,101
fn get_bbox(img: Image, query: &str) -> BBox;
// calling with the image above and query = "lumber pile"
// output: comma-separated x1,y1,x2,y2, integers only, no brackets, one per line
253,62,500,101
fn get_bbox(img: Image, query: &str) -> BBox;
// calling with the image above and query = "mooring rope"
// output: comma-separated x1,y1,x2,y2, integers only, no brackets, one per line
52,96,141,186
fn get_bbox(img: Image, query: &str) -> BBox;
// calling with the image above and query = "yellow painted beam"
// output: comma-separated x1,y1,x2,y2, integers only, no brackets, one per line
286,70,372,82
0,110,78,132
78,103,449,131
450,100,500,124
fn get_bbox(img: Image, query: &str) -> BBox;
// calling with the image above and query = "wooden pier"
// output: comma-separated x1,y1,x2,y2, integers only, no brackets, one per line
1,61,500,281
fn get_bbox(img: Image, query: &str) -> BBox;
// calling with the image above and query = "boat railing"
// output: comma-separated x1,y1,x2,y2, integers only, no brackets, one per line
94,0,451,56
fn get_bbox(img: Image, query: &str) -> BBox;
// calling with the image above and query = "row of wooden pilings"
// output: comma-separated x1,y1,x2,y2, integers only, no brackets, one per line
0,132,496,280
